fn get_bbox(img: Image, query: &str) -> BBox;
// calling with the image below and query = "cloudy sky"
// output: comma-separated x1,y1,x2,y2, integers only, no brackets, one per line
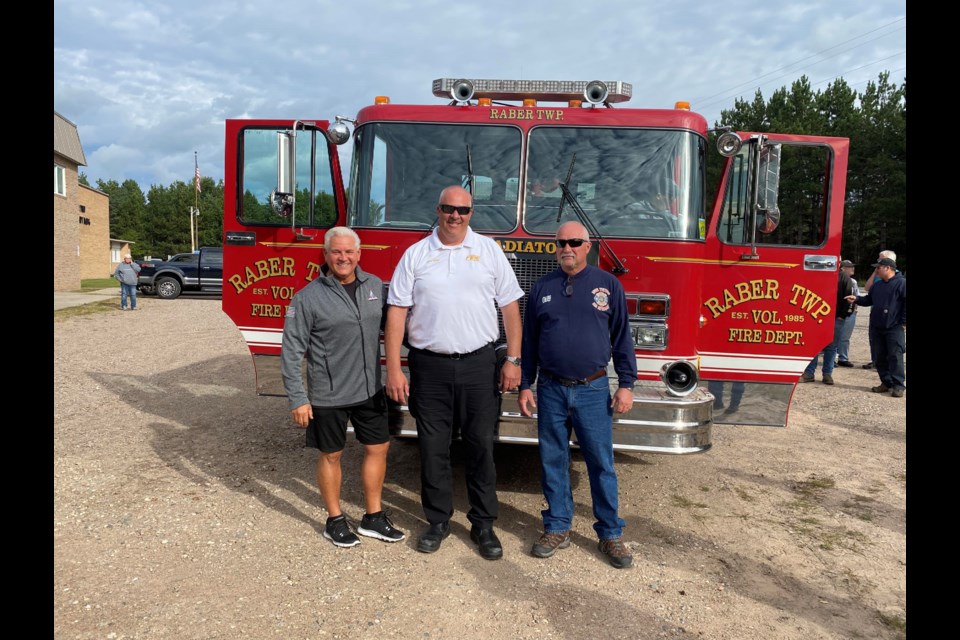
54,0,906,190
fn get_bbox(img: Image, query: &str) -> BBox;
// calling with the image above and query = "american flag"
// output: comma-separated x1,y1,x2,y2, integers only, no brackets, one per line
194,159,201,193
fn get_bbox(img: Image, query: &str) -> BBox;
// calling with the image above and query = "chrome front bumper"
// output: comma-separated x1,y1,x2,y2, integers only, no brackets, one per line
389,379,713,455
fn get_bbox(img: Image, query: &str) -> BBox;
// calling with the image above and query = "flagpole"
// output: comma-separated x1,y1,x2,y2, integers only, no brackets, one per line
193,151,201,252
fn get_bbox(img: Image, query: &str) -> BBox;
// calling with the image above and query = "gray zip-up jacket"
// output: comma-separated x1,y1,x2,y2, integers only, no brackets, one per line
280,265,384,410
114,261,141,285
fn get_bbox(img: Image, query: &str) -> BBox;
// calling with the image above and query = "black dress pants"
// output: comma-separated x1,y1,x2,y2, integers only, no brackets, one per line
407,348,500,528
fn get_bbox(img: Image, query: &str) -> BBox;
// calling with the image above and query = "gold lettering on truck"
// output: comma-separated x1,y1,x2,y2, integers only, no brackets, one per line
489,109,564,121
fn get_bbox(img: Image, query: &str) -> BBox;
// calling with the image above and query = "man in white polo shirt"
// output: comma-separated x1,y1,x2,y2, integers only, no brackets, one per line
384,185,523,560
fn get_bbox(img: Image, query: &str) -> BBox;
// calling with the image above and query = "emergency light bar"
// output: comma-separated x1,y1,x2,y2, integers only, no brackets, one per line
432,78,633,104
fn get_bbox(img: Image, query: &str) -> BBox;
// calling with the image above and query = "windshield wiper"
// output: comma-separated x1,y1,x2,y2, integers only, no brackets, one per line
556,154,628,274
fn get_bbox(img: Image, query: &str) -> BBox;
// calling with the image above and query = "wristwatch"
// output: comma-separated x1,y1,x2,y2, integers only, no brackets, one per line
504,356,521,367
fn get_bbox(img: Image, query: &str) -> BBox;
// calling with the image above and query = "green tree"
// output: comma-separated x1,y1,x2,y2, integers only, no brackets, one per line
97,178,147,251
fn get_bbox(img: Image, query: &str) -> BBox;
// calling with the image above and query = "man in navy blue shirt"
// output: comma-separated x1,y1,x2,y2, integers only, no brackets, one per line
518,221,638,569
847,257,906,397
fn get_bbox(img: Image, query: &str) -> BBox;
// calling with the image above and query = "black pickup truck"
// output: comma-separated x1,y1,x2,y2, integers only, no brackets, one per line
137,246,223,299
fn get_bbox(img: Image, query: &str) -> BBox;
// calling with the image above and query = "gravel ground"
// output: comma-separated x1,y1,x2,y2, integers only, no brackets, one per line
54,297,906,639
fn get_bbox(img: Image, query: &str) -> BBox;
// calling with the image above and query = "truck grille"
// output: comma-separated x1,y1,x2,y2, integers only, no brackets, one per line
498,253,558,341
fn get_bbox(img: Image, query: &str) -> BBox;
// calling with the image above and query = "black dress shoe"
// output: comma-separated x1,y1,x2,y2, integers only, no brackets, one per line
416,522,450,553
470,526,503,560
836,360,854,368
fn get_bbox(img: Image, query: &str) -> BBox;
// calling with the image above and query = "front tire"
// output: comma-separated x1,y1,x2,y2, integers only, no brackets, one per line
155,277,182,300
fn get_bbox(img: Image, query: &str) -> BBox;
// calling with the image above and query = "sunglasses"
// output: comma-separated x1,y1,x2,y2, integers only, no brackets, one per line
556,238,587,248
438,204,473,215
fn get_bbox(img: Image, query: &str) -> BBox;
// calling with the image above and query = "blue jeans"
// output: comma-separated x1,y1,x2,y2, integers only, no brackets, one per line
535,375,625,540
120,283,138,309
872,326,906,390
836,313,856,362
804,317,844,376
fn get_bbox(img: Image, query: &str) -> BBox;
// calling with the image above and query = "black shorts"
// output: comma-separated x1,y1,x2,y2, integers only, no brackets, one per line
306,391,389,453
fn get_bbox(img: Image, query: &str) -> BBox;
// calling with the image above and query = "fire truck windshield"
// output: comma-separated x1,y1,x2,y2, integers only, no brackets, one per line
525,127,704,240
346,122,705,241
347,122,522,233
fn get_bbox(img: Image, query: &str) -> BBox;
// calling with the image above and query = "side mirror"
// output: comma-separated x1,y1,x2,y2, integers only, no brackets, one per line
757,207,780,234
272,130,297,217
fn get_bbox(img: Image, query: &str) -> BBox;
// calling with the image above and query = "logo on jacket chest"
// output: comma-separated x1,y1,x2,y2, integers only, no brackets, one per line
592,287,611,311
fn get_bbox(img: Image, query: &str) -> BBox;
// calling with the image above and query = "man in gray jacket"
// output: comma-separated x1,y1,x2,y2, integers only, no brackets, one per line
281,226,404,548
114,254,141,310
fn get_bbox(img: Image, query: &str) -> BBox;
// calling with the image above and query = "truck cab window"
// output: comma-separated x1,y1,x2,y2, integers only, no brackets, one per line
238,127,338,228
717,143,832,248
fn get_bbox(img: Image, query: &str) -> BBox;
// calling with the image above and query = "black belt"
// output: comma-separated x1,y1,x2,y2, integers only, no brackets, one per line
411,342,495,360
540,369,607,387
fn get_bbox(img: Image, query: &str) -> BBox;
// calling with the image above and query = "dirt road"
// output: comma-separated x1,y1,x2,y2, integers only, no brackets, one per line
54,298,906,639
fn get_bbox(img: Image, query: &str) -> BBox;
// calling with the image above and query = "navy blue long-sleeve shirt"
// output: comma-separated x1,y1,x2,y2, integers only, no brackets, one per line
855,273,906,329
520,265,637,390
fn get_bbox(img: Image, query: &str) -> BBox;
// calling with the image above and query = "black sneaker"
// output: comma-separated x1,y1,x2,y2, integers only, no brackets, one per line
598,538,633,569
836,361,854,368
323,515,361,548
862,362,876,369
357,511,405,543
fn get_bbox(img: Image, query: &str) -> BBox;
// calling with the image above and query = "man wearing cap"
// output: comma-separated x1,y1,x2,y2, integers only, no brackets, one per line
800,257,856,384
835,260,859,367
385,185,523,560
847,257,906,397
861,250,897,369
113,254,141,310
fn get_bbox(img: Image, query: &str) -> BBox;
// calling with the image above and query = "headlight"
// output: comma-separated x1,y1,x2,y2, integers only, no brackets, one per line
631,323,667,350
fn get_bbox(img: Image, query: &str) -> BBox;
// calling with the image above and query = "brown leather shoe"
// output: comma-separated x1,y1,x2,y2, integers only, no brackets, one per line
871,384,890,393
598,538,633,569
531,531,571,558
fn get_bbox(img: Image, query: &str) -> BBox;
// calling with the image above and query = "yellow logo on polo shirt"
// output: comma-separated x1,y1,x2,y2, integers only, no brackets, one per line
466,254,481,262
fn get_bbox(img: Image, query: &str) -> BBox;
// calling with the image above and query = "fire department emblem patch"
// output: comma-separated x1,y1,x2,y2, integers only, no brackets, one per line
592,287,611,311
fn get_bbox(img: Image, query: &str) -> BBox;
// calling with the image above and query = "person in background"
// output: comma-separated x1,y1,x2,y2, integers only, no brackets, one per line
280,226,405,549
835,260,859,367
385,185,523,561
114,254,141,310
800,259,856,385
518,221,638,569
847,256,906,398
861,249,897,370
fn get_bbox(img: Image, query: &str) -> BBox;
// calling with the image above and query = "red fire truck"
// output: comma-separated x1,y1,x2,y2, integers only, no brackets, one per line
221,77,848,454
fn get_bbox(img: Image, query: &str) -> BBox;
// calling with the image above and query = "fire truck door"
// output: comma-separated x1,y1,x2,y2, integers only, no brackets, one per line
699,134,849,426
221,119,348,396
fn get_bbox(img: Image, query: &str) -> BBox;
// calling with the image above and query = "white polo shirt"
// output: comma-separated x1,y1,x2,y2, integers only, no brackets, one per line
387,228,523,354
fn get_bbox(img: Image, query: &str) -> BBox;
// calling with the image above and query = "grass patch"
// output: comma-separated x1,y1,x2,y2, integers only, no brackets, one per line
671,494,708,509
793,475,836,498
735,487,755,502
55,299,120,321
80,278,119,291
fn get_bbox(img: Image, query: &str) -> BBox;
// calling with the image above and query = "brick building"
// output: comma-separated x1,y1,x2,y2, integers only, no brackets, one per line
54,111,112,290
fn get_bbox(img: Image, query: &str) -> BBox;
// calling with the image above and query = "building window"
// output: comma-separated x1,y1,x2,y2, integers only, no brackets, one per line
79,205,86,213
54,164,66,196
79,216,90,225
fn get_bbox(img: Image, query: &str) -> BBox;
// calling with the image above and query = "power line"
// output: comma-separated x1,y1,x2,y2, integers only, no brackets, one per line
693,17,906,111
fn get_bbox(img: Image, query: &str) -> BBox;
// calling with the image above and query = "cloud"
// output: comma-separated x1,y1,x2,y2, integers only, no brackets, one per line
54,0,906,187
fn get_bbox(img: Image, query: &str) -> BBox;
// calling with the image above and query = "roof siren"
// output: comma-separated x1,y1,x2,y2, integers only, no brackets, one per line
451,79,475,104
583,80,609,106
